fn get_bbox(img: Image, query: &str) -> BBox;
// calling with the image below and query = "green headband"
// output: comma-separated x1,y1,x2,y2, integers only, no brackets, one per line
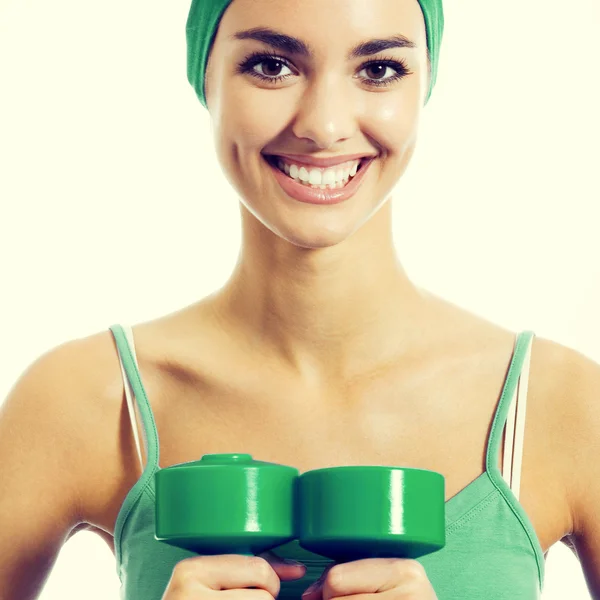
186,0,444,108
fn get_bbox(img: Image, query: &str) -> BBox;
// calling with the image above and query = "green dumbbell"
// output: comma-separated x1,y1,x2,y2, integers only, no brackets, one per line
154,453,445,561
155,453,298,555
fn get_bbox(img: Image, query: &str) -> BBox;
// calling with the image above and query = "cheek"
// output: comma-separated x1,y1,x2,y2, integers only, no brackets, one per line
212,94,282,183
223,82,290,150
364,88,422,156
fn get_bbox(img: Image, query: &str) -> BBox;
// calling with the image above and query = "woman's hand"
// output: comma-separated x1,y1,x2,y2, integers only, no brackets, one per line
160,550,306,599
301,558,438,600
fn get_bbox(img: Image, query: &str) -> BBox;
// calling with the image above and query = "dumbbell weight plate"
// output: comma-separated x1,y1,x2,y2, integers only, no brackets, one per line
298,465,446,561
155,453,299,555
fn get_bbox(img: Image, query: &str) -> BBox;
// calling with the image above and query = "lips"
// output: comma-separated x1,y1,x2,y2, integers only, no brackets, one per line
263,154,375,205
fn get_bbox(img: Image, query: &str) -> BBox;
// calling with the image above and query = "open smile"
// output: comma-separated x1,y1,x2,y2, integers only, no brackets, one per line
262,154,375,205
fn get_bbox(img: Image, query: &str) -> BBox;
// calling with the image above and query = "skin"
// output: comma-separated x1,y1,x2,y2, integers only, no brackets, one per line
36,0,584,591
4,2,600,597
172,3,587,590
193,2,447,593
202,0,437,389
77,0,573,582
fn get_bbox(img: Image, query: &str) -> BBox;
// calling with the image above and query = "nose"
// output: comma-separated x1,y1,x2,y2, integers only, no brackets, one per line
290,74,359,149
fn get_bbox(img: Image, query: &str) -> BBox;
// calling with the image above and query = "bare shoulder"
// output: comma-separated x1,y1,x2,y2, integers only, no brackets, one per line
0,333,117,523
32,324,172,541
38,308,236,546
528,333,600,480
527,334,600,548
434,298,592,550
0,327,158,593
535,335,600,591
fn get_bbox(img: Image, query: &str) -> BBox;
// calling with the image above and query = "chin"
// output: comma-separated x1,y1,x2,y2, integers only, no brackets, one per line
238,185,383,250
269,217,366,250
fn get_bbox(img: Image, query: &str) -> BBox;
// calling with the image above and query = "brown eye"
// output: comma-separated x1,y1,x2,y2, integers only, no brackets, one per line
260,58,285,77
357,58,411,87
237,52,410,88
365,64,387,80
237,52,295,83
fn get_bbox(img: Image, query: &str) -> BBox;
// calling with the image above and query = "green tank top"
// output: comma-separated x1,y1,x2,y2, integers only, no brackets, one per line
108,324,545,599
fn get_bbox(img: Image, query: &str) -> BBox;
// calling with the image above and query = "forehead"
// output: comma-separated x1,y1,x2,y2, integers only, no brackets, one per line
219,0,426,57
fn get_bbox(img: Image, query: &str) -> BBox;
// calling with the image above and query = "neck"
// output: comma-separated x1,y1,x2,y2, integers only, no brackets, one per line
214,202,434,386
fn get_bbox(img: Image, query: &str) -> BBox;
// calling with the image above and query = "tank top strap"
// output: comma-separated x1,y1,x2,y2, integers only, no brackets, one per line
109,323,160,473
503,330,533,500
486,331,535,482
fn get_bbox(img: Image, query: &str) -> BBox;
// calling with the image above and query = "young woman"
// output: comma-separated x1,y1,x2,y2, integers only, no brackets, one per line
1,0,599,599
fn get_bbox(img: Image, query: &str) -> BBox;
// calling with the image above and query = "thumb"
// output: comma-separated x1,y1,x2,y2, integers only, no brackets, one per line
300,562,336,600
258,550,307,581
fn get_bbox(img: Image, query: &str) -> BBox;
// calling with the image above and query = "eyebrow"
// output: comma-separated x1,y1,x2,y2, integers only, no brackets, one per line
231,27,416,60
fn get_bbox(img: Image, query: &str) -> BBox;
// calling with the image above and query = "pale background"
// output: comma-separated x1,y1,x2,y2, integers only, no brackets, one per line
1,0,599,597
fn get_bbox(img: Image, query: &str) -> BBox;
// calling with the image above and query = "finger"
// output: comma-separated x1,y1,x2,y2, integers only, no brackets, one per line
171,554,282,597
301,562,336,600
257,549,307,581
310,558,424,600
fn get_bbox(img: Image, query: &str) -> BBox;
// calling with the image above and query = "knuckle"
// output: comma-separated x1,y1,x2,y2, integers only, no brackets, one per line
249,555,272,579
324,564,346,590
398,559,427,581
173,558,199,584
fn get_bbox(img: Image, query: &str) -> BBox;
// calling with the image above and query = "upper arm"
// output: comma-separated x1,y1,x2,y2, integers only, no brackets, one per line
559,344,600,598
0,341,91,599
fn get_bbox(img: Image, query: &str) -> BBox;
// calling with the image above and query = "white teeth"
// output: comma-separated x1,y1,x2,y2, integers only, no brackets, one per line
298,166,310,182
321,169,336,186
308,169,321,185
274,157,362,189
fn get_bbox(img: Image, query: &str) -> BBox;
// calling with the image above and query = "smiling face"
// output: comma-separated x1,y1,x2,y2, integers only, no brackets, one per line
203,0,429,249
